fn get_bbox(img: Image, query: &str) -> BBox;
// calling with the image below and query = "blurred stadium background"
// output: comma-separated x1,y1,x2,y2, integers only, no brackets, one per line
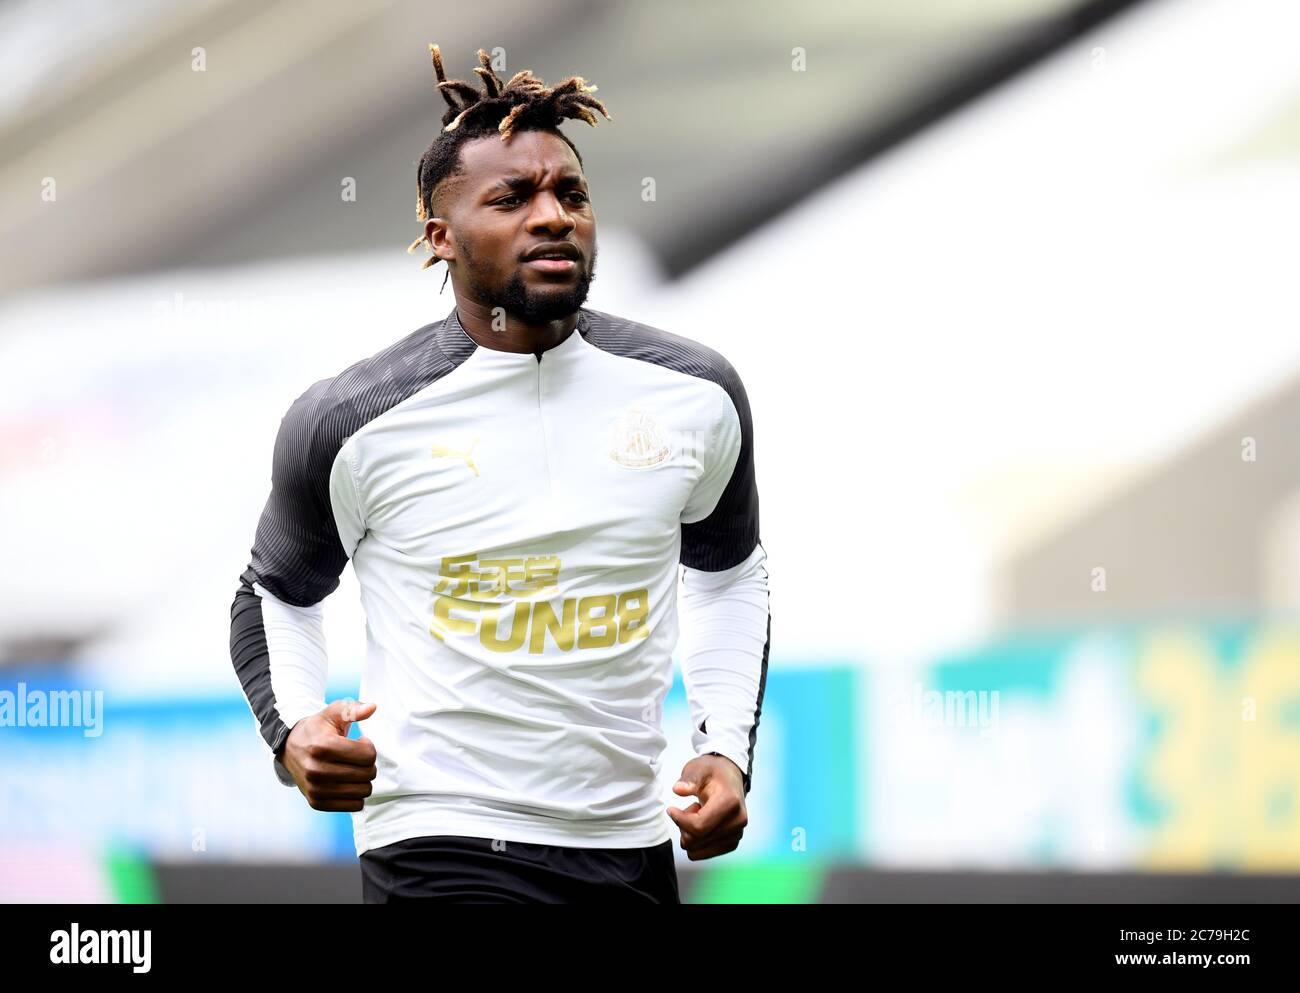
3,0,1300,903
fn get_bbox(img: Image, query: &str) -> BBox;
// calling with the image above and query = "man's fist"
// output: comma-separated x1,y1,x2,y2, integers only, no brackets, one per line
665,753,748,860
278,699,378,812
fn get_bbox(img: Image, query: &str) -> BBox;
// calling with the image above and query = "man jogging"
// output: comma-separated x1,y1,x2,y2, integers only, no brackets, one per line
229,44,770,904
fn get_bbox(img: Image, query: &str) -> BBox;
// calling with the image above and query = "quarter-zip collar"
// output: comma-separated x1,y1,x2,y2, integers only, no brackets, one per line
436,306,592,369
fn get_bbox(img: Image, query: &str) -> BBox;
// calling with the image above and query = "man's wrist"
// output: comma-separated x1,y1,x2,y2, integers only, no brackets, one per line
705,751,751,793
272,750,296,787
707,751,742,777
272,734,296,787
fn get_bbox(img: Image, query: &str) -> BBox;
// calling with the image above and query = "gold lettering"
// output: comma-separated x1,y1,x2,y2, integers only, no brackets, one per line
476,557,527,601
432,553,651,654
430,595,484,642
434,553,480,597
577,594,619,649
520,555,561,597
529,598,577,653
617,588,651,644
479,601,531,652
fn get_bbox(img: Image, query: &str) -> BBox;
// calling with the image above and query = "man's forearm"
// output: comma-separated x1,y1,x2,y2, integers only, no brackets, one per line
677,543,771,794
251,579,330,729
229,569,330,762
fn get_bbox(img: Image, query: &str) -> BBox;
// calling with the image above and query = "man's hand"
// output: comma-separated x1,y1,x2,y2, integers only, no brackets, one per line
665,753,748,860
279,699,378,812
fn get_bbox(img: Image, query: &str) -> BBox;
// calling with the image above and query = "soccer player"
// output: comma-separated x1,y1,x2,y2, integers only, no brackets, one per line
228,45,770,904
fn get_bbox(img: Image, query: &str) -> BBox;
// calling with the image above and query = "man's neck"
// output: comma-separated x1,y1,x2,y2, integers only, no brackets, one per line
454,297,579,354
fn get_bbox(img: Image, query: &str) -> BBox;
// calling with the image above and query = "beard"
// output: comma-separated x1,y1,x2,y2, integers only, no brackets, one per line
459,238,598,323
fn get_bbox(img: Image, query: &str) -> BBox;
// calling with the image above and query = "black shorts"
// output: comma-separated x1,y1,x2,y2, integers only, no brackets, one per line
359,834,681,904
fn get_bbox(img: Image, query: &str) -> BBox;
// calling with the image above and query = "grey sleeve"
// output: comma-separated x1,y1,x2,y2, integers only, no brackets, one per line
229,382,351,759
680,357,761,572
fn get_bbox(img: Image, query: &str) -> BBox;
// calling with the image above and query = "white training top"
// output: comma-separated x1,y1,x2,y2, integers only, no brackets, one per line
229,305,769,854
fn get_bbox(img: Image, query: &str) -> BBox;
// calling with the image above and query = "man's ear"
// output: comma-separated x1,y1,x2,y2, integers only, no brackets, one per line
425,218,454,262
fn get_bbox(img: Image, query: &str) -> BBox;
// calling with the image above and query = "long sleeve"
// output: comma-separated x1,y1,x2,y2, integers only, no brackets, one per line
252,582,329,731
679,544,770,795
677,351,769,795
229,379,365,784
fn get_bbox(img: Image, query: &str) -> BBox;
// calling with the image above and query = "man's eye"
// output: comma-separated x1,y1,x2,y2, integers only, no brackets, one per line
494,192,586,207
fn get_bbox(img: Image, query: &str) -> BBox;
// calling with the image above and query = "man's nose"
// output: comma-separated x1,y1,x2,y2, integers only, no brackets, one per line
527,192,574,233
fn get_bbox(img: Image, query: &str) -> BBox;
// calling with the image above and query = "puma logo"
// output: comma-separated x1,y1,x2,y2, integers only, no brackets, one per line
431,437,480,477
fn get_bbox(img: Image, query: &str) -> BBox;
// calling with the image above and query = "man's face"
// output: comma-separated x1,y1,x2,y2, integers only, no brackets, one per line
427,129,598,323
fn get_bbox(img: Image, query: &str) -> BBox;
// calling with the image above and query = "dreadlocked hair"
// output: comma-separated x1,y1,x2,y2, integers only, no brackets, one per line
406,44,612,275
